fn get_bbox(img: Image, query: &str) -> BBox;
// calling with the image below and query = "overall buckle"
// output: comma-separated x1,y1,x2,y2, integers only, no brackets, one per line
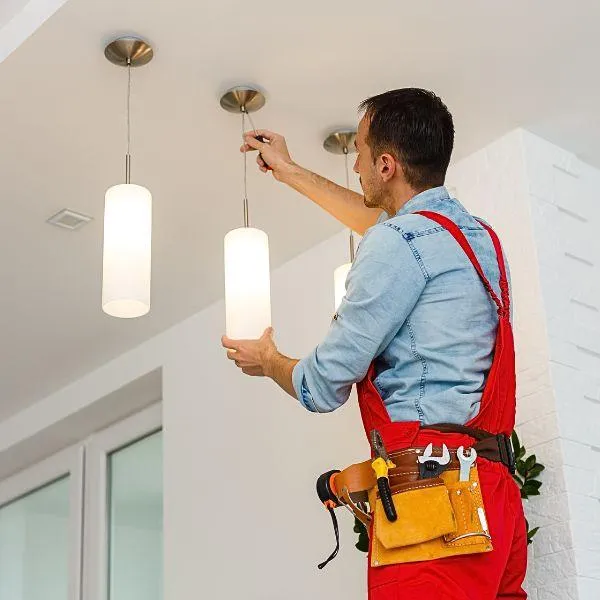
496,434,516,474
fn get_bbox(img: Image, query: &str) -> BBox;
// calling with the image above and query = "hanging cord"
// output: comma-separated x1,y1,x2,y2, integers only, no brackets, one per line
240,108,262,228
125,60,132,184
317,506,340,570
241,108,249,227
344,148,356,262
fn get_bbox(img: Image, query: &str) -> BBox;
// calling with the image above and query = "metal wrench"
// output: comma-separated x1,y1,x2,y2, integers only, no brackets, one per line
417,443,451,479
457,446,477,481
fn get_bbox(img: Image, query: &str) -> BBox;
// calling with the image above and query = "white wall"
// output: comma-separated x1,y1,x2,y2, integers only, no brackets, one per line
449,130,600,600
448,130,572,600
522,131,600,600
162,231,369,599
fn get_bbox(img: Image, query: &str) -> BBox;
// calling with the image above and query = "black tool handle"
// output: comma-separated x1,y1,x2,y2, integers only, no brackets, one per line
255,135,272,171
377,477,397,522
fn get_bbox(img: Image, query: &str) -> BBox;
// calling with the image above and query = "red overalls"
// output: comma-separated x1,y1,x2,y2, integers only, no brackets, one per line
357,212,527,600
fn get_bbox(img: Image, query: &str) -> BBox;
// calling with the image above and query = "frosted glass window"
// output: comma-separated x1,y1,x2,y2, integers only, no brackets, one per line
0,477,70,600
108,430,163,600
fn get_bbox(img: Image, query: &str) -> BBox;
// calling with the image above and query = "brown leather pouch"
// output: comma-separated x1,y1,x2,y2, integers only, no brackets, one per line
370,467,493,567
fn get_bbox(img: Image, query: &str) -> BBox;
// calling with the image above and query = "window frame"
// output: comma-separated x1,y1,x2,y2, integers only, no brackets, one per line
0,445,84,600
82,403,162,600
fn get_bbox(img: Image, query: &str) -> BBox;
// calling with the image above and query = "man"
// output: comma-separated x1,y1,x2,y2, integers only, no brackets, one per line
222,88,527,599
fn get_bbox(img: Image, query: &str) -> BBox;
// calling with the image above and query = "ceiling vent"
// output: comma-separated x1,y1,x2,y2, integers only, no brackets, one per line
47,209,93,230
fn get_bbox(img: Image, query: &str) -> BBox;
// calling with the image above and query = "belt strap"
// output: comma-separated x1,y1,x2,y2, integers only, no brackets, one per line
421,422,492,441
334,426,516,524
423,423,516,474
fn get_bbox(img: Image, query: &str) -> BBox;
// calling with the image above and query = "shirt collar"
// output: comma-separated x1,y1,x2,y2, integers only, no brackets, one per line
393,186,450,218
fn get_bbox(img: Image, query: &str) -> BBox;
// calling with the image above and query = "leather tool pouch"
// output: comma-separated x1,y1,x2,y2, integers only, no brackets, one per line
370,466,493,567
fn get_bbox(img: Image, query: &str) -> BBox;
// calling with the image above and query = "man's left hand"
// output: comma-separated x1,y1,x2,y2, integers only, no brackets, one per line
221,327,277,377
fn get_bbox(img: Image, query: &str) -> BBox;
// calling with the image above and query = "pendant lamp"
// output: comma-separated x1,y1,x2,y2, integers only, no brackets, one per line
220,86,272,339
324,130,357,311
102,37,153,319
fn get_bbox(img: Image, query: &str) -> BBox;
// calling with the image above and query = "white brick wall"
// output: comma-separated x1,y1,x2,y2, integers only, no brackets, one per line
448,129,600,599
447,130,575,599
523,131,600,600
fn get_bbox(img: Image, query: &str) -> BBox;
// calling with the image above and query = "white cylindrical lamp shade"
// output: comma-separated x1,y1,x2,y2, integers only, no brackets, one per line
334,262,352,311
102,183,152,318
224,227,272,339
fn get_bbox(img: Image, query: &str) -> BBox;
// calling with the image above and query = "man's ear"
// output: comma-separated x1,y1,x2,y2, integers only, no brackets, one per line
378,153,397,182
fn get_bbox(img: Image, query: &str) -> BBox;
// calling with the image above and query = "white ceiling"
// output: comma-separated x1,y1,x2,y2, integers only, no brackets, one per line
1,0,599,420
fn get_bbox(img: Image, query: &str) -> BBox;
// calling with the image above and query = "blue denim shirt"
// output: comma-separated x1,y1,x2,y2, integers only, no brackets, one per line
291,186,507,425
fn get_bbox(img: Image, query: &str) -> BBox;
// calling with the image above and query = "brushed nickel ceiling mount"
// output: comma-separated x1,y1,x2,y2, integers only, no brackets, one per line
219,86,266,114
323,130,357,155
104,36,154,67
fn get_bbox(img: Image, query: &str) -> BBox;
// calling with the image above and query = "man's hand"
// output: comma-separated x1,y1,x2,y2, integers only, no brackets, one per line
221,327,300,398
221,327,277,377
241,130,295,182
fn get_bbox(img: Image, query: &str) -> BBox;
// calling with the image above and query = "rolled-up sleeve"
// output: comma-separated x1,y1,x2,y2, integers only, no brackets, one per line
292,222,428,412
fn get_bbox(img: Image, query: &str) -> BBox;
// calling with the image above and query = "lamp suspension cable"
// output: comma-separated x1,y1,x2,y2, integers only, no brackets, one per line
241,107,249,227
240,107,260,228
343,147,356,262
125,59,132,184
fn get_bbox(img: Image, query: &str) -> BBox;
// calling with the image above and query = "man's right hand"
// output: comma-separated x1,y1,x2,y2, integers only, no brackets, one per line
239,128,381,236
240,129,295,182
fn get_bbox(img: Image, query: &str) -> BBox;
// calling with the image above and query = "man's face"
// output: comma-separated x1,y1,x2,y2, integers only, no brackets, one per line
354,117,384,209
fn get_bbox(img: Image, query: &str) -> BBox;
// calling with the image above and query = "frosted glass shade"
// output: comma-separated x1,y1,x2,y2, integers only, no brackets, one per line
224,227,271,339
334,262,352,311
102,184,152,318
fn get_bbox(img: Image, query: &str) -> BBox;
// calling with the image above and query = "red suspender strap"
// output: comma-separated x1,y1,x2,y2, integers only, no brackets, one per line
415,211,508,318
477,221,510,316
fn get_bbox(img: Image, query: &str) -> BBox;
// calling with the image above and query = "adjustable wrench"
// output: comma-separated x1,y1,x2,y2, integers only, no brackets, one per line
417,443,451,479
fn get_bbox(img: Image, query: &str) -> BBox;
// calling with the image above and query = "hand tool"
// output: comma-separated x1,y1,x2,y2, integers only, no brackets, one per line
370,429,397,522
255,135,272,171
457,446,478,482
417,442,451,479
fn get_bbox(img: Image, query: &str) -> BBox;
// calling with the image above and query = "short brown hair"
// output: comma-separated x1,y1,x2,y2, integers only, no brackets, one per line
359,88,454,190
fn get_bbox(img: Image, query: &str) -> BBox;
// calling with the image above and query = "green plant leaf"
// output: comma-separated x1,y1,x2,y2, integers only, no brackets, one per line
525,455,537,472
354,517,367,535
354,517,369,552
524,488,541,497
527,527,540,545
356,535,369,553
527,465,545,479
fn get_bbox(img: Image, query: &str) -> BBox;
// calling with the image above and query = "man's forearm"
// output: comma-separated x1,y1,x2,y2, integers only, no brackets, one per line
265,351,299,399
280,163,381,236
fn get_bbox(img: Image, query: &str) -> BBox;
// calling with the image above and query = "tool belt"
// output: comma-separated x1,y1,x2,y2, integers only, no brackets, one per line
316,424,516,569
